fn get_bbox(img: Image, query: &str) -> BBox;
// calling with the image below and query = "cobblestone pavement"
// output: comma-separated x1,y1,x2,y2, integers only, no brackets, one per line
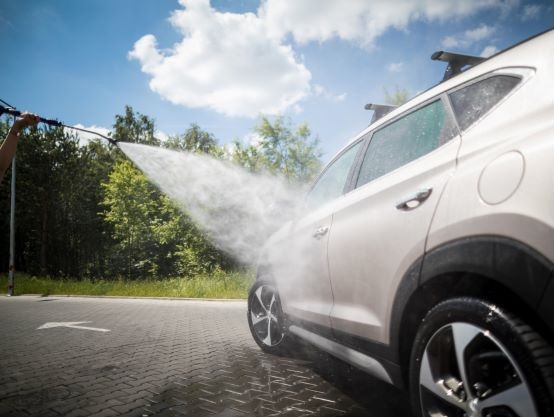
0,296,410,417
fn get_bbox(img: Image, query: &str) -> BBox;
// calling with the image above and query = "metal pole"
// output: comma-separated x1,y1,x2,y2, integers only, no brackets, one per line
7,156,16,296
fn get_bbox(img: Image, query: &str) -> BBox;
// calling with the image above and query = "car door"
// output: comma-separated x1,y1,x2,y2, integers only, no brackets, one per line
270,140,363,328
327,97,461,344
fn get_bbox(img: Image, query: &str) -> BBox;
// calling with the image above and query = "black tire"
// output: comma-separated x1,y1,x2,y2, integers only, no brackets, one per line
247,280,293,355
409,297,554,417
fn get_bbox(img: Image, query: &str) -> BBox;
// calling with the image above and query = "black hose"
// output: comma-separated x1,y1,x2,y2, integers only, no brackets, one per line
67,124,118,146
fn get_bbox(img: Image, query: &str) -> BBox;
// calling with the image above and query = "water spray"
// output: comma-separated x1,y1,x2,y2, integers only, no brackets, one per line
0,101,118,146
1,98,304,267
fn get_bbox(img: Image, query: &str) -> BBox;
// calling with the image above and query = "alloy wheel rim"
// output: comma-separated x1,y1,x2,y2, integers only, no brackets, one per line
250,285,285,347
419,322,538,417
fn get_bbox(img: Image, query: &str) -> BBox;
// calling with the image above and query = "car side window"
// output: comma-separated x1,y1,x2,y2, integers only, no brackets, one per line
356,99,456,188
449,75,521,131
306,141,362,209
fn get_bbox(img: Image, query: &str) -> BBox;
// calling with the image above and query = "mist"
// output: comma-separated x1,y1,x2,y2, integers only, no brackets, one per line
118,142,306,265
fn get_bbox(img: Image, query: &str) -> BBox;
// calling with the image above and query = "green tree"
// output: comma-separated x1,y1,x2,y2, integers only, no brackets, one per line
113,105,160,146
231,141,267,174
101,160,159,278
77,139,119,277
109,108,234,277
164,123,221,156
0,120,117,278
384,86,411,106
101,160,231,278
232,116,322,184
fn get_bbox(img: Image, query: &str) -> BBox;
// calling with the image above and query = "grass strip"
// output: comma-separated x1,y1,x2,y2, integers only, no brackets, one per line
0,272,254,299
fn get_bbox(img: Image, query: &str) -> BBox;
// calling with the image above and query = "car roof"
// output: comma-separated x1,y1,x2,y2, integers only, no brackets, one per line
334,27,554,160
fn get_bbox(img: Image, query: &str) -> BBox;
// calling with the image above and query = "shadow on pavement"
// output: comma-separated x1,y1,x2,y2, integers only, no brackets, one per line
144,343,411,417
295,346,412,417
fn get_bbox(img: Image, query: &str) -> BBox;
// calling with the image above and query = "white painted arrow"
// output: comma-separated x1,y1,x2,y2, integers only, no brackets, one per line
37,321,110,332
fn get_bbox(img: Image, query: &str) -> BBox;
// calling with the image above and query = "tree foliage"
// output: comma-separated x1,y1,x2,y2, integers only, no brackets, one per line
113,105,160,146
0,121,116,277
232,116,322,184
384,86,411,106
100,159,230,278
0,108,322,280
164,123,220,156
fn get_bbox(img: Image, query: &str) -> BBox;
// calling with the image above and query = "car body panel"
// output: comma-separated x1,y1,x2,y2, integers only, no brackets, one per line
428,66,554,263
268,201,336,327
328,134,460,344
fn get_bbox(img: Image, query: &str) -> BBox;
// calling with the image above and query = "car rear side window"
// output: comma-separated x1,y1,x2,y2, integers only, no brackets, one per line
356,99,456,188
306,141,362,209
449,75,521,131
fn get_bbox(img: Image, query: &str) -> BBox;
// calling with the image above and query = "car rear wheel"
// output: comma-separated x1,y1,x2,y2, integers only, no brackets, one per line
247,280,292,355
409,297,554,417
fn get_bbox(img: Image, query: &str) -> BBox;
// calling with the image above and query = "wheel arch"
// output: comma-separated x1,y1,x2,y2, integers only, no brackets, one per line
391,235,554,388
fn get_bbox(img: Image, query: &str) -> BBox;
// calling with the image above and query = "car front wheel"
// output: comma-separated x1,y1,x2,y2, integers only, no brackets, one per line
409,297,554,417
247,280,292,355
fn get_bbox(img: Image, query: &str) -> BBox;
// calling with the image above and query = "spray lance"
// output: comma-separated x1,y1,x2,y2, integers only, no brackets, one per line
0,101,118,146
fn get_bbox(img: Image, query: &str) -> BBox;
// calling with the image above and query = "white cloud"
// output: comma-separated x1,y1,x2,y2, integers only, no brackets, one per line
260,0,516,48
130,0,518,117
498,0,522,17
129,0,311,118
480,45,499,57
333,93,347,102
312,84,346,102
68,124,112,145
387,62,404,73
441,36,460,48
465,24,496,42
441,24,496,49
521,4,541,21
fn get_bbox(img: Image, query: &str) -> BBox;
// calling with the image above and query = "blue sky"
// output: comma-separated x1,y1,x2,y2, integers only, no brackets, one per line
1,0,552,160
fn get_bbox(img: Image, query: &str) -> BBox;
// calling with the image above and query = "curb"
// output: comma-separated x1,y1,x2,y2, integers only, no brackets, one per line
3,294,246,302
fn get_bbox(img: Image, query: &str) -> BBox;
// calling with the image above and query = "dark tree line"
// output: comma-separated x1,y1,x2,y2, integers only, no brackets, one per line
0,106,321,280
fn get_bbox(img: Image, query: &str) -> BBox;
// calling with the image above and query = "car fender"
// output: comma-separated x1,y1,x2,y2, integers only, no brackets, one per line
390,234,553,367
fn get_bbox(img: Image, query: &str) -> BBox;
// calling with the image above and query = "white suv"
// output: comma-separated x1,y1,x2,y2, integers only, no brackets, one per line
247,29,554,417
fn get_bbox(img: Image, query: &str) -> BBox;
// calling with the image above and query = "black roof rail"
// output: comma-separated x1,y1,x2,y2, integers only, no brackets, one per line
431,51,486,81
365,103,397,124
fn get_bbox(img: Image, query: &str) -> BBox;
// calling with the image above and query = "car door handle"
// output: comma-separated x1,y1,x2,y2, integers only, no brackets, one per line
313,226,329,239
396,187,433,211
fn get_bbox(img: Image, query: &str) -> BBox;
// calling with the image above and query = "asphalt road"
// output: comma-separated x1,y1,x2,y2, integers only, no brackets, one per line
0,296,410,417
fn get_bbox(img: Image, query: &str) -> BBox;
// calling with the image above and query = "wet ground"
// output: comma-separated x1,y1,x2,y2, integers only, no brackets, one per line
0,296,410,416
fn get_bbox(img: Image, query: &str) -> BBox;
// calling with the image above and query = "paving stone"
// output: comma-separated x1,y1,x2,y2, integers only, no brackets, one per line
89,408,121,417
0,296,410,416
64,409,91,417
